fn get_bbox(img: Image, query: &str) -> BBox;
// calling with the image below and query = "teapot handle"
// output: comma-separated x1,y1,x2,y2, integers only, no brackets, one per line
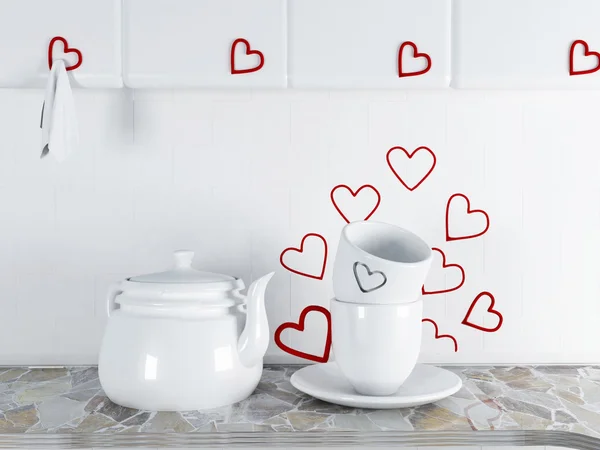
106,283,123,317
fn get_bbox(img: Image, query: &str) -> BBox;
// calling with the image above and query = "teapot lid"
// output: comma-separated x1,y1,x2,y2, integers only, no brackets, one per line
129,250,237,285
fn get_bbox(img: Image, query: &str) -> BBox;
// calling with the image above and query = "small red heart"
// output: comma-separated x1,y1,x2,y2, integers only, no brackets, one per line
48,36,83,72
274,305,332,363
280,233,328,280
398,41,432,78
386,146,436,191
445,193,490,242
569,39,600,76
422,248,466,295
330,184,381,224
462,292,503,333
230,38,264,75
422,318,458,352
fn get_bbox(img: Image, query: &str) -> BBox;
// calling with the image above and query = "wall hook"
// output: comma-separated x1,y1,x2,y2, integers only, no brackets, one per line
47,36,83,71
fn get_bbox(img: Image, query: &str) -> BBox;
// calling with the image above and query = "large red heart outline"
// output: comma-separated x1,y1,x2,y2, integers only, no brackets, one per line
230,38,264,75
47,36,82,71
280,233,328,280
422,318,458,352
422,248,466,295
330,184,381,223
274,305,332,363
462,291,504,333
398,41,432,78
569,39,600,76
445,193,490,242
386,146,436,191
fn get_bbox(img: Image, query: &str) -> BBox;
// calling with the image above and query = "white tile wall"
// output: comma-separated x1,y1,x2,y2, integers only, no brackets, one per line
0,0,122,88
288,0,451,88
1,88,600,366
123,0,287,88
452,0,600,89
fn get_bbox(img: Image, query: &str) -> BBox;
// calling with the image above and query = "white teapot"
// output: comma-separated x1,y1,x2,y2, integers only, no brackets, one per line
98,250,274,411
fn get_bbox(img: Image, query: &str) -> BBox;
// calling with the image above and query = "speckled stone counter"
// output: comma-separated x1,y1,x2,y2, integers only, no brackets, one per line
1,365,600,448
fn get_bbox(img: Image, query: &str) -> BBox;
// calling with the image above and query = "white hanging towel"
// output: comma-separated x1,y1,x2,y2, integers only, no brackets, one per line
40,59,78,162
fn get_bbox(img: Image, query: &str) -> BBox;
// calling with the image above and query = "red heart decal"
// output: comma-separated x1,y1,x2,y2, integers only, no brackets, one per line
386,146,436,191
47,36,83,72
230,38,264,75
330,184,381,223
569,39,600,76
422,318,458,352
274,305,332,363
445,193,490,242
462,291,503,333
398,41,432,78
280,233,328,280
422,248,466,295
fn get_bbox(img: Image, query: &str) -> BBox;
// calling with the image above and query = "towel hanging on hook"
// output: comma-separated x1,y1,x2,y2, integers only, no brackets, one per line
40,36,80,162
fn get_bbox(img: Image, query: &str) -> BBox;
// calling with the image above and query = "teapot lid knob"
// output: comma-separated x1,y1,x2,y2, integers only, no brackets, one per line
173,250,195,268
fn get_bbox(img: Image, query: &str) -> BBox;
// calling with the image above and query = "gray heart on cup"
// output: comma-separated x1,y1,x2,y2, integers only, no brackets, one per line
353,262,387,293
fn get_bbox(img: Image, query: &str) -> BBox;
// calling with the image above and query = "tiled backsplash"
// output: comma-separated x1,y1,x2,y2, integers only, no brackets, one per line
0,88,598,366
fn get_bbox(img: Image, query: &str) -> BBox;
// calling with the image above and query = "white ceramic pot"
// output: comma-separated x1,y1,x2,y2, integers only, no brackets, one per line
98,250,274,411
331,297,423,396
332,221,432,305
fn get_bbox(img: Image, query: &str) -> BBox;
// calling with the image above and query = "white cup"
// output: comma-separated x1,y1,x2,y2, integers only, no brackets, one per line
332,221,432,305
331,297,423,396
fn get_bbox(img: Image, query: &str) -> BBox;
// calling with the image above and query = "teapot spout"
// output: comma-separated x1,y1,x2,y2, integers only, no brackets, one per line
238,272,274,368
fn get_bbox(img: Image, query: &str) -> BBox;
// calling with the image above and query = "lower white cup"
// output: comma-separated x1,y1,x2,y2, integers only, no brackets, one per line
331,297,422,396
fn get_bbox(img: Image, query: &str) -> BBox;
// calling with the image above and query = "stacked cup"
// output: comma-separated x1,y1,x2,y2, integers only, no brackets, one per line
331,221,433,396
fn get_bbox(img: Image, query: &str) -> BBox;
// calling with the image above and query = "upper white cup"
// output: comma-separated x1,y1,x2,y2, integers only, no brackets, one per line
332,221,432,304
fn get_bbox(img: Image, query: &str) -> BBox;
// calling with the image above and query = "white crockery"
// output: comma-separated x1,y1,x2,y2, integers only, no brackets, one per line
332,221,433,305
98,250,274,411
291,362,462,409
331,297,422,396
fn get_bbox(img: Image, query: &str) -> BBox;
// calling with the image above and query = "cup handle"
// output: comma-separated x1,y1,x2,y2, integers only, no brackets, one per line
106,283,123,317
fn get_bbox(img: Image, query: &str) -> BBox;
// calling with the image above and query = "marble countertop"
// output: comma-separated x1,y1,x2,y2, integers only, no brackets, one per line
1,365,600,448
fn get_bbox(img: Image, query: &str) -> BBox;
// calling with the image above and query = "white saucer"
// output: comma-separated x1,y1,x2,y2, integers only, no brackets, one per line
290,363,462,409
